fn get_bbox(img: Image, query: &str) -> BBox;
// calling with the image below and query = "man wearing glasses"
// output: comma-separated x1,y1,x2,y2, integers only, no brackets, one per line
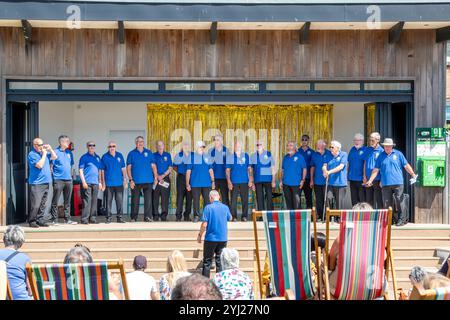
297,135,314,209
322,140,348,211
101,141,127,223
209,135,230,208
27,137,57,228
79,141,104,224
347,133,367,206
363,132,384,209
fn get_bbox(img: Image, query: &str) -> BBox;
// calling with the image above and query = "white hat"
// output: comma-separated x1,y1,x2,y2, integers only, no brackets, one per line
196,140,205,148
381,138,396,146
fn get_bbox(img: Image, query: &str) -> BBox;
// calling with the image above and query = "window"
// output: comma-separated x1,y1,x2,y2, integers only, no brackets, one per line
266,83,310,91
364,82,412,91
62,82,109,90
215,83,259,91
314,82,360,91
113,82,158,90
9,81,58,90
165,83,210,91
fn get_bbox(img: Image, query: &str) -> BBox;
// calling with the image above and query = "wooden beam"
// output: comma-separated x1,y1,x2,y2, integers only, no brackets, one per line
299,22,311,44
388,21,405,44
118,20,125,44
210,21,218,45
436,26,450,43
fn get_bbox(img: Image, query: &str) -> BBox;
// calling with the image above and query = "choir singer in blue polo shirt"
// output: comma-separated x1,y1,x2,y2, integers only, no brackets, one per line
323,140,348,211
366,138,418,226
153,140,173,222
280,141,307,210
209,135,230,207
79,141,104,224
250,140,276,211
363,132,384,209
297,134,315,209
347,133,367,206
126,136,158,222
173,142,193,221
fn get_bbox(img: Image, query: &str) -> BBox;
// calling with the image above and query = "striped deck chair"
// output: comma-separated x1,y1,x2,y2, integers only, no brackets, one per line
252,208,321,300
410,285,450,300
26,261,129,300
323,207,397,300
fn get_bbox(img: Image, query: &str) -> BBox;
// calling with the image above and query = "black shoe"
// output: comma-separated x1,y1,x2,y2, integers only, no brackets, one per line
193,216,199,223
153,216,160,222
37,221,50,227
105,219,112,224
184,216,191,222
232,217,238,222
396,220,407,227
144,217,153,222
89,219,98,224
64,220,78,225
161,216,167,222
117,218,126,223
176,217,182,222
81,221,89,225
131,218,137,222
241,217,248,222
29,222,39,228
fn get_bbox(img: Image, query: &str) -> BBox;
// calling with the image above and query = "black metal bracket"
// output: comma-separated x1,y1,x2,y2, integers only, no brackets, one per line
210,21,218,45
299,22,311,45
118,21,125,44
389,21,405,44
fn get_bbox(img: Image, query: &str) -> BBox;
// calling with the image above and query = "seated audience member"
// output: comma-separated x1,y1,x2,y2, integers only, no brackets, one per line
159,250,191,300
0,226,32,300
171,273,222,300
213,248,254,300
126,255,159,300
310,232,326,266
410,265,450,293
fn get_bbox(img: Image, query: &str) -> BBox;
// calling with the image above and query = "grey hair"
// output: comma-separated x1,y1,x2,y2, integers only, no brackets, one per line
220,248,240,270
330,140,342,150
135,136,145,143
171,274,222,300
370,132,381,141
209,190,220,200
354,133,364,141
3,225,26,249
352,202,373,210
63,246,93,264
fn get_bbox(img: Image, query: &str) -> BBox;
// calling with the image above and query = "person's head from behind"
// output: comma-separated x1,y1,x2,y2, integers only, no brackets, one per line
167,250,188,273
311,232,326,251
209,189,221,204
133,255,148,271
423,272,450,290
352,202,373,211
63,244,93,264
171,273,222,300
3,225,26,250
220,248,240,271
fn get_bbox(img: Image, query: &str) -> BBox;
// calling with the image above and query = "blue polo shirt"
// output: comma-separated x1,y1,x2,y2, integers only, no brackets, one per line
101,152,125,187
310,150,333,186
250,150,274,183
0,249,32,300
126,148,155,184
79,152,103,185
51,147,74,181
187,152,213,188
363,145,384,181
327,151,348,187
28,150,52,185
347,146,367,182
375,149,408,186
298,147,315,180
226,152,250,184
154,151,172,175
282,152,306,186
202,200,232,242
209,146,228,180
173,151,192,175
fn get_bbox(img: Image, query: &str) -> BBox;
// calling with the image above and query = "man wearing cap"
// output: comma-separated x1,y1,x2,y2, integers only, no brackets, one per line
126,136,158,222
186,141,215,223
347,133,367,206
100,140,127,224
173,141,193,221
153,140,173,222
209,135,230,207
280,141,307,210
297,134,314,209
363,132,384,209
79,141,104,224
226,141,254,222
323,140,348,211
126,255,159,300
366,138,418,226
250,140,276,211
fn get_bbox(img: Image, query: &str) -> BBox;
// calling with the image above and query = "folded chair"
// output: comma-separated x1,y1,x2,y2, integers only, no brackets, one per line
409,284,450,300
26,261,129,300
252,208,321,300
323,207,397,300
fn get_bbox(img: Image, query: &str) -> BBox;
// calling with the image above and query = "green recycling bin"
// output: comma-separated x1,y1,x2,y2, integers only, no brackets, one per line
421,159,446,187
416,127,447,187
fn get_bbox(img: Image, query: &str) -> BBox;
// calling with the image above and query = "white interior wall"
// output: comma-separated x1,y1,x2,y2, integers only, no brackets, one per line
332,102,366,152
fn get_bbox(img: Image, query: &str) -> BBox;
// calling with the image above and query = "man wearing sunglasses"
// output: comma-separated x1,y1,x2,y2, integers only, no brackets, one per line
297,134,314,209
79,141,104,224
27,137,57,228
101,141,127,223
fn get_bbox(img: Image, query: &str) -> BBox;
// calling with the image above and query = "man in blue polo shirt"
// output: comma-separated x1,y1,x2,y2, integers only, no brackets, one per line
101,140,127,224
347,133,367,206
153,140,173,222
323,140,348,210
280,141,307,210
79,141,103,224
226,141,253,222
250,140,276,211
27,137,57,228
298,134,315,209
209,135,230,208
186,140,215,223
197,190,232,278
48,135,77,225
310,139,333,221
173,142,193,221
366,138,418,226
363,132,384,209
126,136,158,222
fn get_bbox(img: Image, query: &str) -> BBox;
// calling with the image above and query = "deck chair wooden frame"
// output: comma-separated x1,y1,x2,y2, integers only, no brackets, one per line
409,283,450,300
26,260,130,300
322,207,397,300
447,258,450,278
252,207,322,300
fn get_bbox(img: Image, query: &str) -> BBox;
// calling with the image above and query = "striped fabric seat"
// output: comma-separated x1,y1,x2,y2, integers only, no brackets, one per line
433,286,450,300
263,210,315,300
333,209,389,300
30,263,110,300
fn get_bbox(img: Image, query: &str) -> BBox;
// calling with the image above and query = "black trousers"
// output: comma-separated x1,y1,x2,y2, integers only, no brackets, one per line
382,185,404,222
231,183,249,219
50,179,73,222
255,182,273,211
29,184,49,224
215,179,230,207
202,241,227,278
175,173,192,220
192,187,211,218
314,185,326,220
130,183,153,220
299,179,313,209
105,186,124,220
153,177,170,220
283,185,300,210
365,180,383,209
80,184,99,223
329,186,346,210
349,180,365,206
